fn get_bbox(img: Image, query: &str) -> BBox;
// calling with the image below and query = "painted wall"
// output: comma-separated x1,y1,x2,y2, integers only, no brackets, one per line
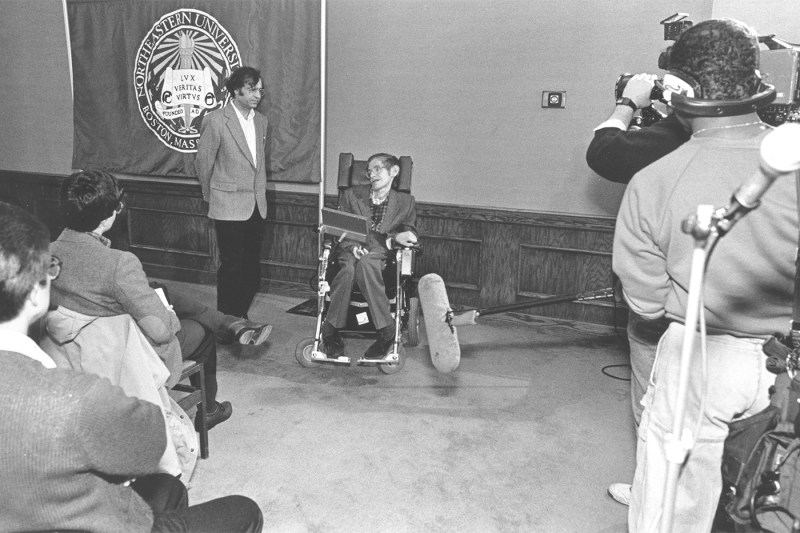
4,0,796,217
325,0,712,215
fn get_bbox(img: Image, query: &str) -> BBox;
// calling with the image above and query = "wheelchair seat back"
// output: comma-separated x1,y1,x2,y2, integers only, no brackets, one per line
337,153,413,193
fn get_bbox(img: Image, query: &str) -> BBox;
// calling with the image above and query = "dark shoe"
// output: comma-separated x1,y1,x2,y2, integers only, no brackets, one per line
321,321,344,359
201,400,232,431
229,319,273,346
215,329,235,345
364,324,396,359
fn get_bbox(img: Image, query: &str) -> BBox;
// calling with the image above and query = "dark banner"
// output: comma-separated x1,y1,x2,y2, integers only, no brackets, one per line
68,0,320,182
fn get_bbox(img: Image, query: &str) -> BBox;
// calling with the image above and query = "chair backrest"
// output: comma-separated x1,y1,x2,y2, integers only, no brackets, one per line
337,153,413,193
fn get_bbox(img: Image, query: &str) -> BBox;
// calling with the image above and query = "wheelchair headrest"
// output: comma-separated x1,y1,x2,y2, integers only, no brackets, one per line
337,153,413,192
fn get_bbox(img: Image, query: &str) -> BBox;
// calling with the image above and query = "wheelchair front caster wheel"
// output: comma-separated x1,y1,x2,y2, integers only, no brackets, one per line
295,337,322,368
379,345,406,375
405,296,420,347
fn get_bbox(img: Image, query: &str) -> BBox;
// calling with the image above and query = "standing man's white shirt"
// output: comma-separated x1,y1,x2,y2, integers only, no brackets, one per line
232,104,257,166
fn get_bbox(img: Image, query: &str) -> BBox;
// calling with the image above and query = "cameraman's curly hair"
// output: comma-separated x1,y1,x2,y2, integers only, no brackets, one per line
668,18,761,101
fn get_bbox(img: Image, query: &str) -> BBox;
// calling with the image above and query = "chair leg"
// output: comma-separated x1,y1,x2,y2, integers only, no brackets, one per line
196,365,209,459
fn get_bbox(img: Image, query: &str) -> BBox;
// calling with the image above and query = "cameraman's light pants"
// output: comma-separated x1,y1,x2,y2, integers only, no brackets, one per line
627,312,669,426
629,322,773,533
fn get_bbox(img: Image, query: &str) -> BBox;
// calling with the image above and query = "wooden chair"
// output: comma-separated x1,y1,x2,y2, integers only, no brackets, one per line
172,360,209,459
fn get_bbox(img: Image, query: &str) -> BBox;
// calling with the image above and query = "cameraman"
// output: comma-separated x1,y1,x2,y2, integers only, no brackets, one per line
614,19,782,531
586,73,691,184
587,73,691,508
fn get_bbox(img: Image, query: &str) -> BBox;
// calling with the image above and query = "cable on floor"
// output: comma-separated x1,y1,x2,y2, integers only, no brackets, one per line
602,363,631,381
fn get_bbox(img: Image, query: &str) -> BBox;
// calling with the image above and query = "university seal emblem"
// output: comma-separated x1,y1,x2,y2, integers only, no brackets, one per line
134,9,241,153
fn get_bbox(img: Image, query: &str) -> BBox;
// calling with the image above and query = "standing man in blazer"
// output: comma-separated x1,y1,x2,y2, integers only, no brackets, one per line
196,66,269,319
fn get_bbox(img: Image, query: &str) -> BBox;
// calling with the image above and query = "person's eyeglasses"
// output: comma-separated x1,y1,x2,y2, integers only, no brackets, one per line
366,164,386,177
245,86,265,96
114,200,125,214
47,255,62,281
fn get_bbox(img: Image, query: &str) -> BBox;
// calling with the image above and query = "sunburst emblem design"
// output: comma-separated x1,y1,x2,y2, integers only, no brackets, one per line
135,9,242,153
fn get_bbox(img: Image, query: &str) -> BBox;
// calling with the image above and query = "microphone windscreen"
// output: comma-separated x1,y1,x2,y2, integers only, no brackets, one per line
418,273,461,373
761,123,800,176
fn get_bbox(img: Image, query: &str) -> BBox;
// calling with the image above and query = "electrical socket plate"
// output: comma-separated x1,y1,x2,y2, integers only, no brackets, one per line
542,91,566,108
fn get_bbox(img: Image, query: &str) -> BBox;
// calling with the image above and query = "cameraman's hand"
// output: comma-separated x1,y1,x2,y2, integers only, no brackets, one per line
622,73,658,110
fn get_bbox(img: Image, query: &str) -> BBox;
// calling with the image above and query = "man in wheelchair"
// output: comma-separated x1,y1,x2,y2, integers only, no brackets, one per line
321,153,418,360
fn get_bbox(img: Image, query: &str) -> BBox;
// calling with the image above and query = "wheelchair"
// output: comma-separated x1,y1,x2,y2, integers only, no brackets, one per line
295,153,421,374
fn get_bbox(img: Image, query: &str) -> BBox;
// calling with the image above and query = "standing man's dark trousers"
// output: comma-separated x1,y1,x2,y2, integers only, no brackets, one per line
214,208,265,318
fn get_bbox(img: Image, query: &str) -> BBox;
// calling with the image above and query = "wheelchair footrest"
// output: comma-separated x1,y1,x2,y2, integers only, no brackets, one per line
311,350,351,364
356,351,399,364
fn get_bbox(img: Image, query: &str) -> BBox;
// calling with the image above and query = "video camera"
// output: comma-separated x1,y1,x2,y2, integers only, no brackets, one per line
758,35,800,125
613,14,692,128
615,15,800,128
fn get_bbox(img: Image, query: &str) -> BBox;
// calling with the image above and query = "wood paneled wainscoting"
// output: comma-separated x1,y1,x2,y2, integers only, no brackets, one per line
0,170,625,328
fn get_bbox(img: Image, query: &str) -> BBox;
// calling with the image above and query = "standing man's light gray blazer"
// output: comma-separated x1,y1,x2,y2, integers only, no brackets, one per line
195,101,268,221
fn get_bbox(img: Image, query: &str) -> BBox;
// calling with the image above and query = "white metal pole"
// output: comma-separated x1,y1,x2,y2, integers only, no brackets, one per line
63,0,73,100
318,0,327,245
660,204,714,533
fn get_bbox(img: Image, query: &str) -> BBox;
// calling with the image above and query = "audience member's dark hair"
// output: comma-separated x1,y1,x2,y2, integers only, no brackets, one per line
669,18,760,100
60,169,122,232
368,153,401,189
0,202,50,321
225,66,262,98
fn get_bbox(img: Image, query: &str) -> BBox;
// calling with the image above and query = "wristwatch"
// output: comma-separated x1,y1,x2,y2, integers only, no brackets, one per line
615,97,637,112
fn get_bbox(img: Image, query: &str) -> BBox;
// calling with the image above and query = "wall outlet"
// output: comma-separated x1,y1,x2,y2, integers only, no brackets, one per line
542,91,566,108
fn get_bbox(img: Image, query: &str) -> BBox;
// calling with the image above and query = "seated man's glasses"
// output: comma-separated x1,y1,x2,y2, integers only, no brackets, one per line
47,255,62,281
366,163,386,177
245,86,265,96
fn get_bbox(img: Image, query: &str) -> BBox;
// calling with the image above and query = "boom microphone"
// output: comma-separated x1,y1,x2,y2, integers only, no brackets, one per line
731,123,800,211
418,274,461,373
418,272,616,373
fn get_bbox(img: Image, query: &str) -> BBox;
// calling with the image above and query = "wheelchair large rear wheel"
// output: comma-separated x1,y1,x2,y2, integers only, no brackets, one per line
379,344,406,375
295,337,323,368
405,296,420,347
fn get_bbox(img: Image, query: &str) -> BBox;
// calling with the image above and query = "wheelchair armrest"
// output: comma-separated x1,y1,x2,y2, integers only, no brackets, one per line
391,239,422,253
394,242,421,278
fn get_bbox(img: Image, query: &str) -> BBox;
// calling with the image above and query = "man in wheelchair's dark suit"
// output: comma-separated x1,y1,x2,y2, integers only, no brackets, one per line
321,153,418,359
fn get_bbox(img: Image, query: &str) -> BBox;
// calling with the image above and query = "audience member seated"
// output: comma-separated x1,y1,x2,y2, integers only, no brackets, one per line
0,200,263,533
320,153,418,359
46,169,270,430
